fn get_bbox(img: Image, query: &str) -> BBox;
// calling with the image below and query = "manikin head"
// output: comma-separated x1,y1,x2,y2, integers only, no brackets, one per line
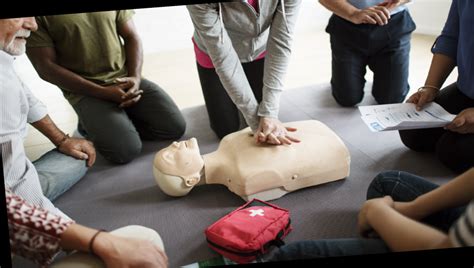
153,138,204,196
0,17,37,56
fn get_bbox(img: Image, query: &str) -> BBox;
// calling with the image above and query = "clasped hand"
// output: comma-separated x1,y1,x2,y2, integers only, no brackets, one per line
350,0,404,26
357,196,427,238
103,76,142,108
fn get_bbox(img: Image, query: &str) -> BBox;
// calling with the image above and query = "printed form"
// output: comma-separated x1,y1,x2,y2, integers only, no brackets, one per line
358,103,456,132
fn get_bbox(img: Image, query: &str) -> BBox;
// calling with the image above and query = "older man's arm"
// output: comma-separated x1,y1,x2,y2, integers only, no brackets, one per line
30,115,96,167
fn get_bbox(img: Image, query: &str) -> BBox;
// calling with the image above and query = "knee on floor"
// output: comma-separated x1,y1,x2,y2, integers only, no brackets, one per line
100,138,142,164
331,84,364,107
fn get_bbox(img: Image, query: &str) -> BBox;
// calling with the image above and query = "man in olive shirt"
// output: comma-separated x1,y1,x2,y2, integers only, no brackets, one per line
26,10,186,164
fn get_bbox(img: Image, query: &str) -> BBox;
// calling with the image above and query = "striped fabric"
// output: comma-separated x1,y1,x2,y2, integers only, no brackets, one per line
0,50,69,220
449,200,474,247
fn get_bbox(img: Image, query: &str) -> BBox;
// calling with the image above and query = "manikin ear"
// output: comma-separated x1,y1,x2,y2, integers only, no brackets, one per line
161,151,175,164
184,175,201,187
153,165,194,197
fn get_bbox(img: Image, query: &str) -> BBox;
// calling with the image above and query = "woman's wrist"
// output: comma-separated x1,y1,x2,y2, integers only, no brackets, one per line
90,231,115,259
418,85,440,92
88,229,106,255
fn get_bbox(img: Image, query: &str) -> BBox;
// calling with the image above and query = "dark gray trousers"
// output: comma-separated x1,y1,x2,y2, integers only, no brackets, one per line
73,78,186,164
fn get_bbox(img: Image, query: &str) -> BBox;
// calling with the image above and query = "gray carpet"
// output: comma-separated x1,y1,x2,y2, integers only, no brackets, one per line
13,84,456,267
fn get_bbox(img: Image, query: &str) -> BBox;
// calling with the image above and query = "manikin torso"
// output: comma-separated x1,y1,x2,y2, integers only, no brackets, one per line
154,120,351,201
203,120,350,200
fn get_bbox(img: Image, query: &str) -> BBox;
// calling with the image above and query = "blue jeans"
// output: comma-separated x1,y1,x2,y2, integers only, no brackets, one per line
268,239,389,261
367,170,466,232
33,149,88,201
269,170,466,261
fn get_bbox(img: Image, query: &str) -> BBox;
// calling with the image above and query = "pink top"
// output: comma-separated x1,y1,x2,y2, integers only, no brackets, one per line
193,0,266,69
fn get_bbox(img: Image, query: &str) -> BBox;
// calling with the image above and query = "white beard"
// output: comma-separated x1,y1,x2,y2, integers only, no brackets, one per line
3,29,30,56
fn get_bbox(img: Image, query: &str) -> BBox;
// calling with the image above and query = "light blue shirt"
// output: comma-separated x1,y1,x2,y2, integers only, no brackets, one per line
0,50,69,220
348,0,407,15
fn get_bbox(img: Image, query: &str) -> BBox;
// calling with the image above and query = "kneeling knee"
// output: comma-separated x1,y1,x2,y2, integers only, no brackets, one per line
101,139,142,164
366,170,400,199
331,85,364,107
170,117,187,139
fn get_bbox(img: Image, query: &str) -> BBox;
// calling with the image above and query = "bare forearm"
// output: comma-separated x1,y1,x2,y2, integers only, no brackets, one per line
36,62,106,98
368,205,449,251
59,224,97,252
319,0,359,22
30,115,67,146
123,36,143,79
412,168,474,217
424,53,456,88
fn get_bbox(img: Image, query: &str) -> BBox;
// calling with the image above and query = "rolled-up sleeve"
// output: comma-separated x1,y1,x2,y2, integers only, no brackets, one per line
187,4,260,131
258,0,302,118
23,83,48,123
431,0,458,61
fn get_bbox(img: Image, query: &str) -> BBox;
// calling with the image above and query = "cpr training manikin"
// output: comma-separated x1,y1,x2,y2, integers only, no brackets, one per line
153,120,350,201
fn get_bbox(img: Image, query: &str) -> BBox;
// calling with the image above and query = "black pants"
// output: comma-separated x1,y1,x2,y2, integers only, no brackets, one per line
196,58,264,139
73,78,186,164
399,83,474,173
326,10,416,106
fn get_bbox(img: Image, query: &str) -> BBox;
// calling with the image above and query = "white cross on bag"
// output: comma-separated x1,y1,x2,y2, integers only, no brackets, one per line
249,209,264,217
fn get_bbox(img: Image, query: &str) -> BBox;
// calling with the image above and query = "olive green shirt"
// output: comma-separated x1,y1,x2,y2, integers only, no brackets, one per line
27,10,135,105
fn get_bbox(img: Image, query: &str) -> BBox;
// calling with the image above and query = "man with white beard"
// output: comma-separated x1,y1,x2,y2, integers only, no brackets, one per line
1,17,168,268
0,17,96,212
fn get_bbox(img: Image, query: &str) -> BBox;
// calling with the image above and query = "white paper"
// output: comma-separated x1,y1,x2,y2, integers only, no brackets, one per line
358,103,456,132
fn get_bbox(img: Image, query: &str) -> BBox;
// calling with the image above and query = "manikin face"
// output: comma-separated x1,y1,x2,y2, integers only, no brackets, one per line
154,138,204,180
0,17,37,56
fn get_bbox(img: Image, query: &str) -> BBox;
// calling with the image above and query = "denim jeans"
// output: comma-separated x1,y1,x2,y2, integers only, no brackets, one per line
268,170,466,261
33,149,88,201
268,238,389,261
367,170,466,232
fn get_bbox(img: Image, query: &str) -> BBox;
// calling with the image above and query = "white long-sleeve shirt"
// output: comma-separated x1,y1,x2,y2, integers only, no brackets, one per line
0,50,69,220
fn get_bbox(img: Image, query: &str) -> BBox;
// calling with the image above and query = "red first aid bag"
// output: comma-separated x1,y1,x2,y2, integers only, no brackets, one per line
205,199,292,264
